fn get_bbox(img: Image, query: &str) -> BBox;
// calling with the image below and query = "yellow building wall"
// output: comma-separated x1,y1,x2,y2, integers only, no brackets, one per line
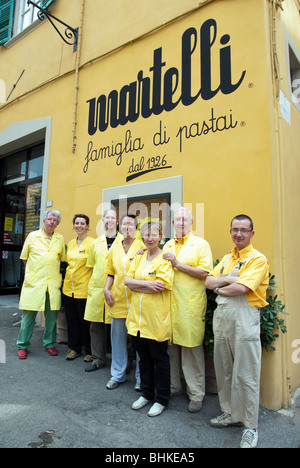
260,0,300,409
0,0,299,410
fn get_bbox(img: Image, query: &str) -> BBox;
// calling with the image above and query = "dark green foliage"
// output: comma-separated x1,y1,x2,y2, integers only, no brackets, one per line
204,270,287,355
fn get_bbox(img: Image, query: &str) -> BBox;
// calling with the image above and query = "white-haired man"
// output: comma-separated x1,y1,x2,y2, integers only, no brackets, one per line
17,209,65,359
163,207,213,412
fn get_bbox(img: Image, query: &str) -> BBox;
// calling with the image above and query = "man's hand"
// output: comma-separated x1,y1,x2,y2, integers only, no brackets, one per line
163,252,208,279
163,252,178,268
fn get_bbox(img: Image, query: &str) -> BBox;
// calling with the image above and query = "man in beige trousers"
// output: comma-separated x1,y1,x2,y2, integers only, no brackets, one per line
205,214,269,448
163,207,213,412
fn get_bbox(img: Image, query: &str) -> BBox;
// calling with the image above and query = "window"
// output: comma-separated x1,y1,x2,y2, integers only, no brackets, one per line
4,143,44,185
18,0,41,31
0,0,15,44
0,0,54,44
286,30,300,113
289,46,300,111
112,194,171,243
101,176,184,240
18,0,54,34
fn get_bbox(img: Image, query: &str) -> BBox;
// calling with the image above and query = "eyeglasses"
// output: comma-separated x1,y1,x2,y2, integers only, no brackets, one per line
231,228,252,234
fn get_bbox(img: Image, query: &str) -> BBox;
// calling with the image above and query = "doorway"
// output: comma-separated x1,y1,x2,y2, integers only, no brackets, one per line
0,143,44,295
100,175,183,239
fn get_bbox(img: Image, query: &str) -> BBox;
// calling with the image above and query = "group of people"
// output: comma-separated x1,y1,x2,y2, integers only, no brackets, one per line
16,207,269,448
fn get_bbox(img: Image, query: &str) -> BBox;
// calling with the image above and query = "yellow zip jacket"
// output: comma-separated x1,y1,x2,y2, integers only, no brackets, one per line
84,233,122,323
126,252,174,342
163,233,213,347
19,228,65,312
62,236,95,298
105,238,145,319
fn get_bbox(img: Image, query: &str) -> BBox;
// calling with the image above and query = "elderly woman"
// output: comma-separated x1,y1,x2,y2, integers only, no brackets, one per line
104,214,144,390
125,221,174,417
63,214,95,361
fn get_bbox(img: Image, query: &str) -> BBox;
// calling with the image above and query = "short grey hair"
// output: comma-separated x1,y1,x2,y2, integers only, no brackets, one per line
43,209,62,224
174,207,194,222
140,221,162,239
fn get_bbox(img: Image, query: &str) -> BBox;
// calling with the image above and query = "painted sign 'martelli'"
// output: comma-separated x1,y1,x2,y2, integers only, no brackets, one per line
84,18,246,180
87,19,246,134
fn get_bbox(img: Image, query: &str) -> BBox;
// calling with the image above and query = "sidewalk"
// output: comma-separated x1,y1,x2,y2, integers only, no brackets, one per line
0,297,299,449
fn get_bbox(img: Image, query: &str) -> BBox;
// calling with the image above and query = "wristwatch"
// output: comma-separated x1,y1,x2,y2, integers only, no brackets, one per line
215,287,220,294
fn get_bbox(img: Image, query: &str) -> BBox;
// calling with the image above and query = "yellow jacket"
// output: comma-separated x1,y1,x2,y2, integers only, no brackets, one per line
62,236,95,298
163,233,213,347
126,252,174,342
84,233,122,323
19,228,65,312
105,238,145,318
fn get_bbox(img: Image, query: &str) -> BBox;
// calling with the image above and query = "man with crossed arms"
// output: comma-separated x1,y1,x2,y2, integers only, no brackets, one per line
205,214,269,448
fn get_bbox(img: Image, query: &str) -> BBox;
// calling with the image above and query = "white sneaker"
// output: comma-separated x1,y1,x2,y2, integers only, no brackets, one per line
132,396,151,410
106,379,118,389
147,402,165,417
134,380,141,391
240,429,258,448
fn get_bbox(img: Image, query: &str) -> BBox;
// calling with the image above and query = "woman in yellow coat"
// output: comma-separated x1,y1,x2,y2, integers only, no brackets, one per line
125,222,174,417
62,214,94,361
104,214,144,389
84,209,121,371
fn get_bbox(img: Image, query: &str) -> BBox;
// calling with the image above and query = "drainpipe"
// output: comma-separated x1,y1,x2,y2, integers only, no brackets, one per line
269,0,291,409
72,0,85,153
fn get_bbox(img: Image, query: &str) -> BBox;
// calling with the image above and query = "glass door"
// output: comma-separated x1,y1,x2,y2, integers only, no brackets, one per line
0,186,26,293
0,142,44,295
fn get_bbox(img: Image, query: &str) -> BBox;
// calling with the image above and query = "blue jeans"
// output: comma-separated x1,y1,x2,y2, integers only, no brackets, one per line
110,318,140,383
110,318,128,382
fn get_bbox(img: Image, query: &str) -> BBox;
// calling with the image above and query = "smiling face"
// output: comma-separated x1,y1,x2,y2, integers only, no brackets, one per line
142,227,161,251
73,217,89,236
120,216,136,239
173,209,193,239
230,218,254,251
102,210,117,231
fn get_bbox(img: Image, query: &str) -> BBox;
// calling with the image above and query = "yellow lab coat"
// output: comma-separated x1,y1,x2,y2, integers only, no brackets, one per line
62,236,95,298
19,228,65,312
84,233,122,323
126,252,174,342
163,233,213,347
105,238,145,319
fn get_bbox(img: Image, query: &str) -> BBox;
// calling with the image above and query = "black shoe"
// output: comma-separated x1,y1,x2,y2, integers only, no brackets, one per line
85,362,102,372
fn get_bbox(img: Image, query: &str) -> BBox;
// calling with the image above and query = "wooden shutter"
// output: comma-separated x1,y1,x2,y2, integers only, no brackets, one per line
40,0,54,9
0,0,15,45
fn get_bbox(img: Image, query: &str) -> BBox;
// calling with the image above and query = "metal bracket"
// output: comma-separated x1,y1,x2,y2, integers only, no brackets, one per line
27,1,78,52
